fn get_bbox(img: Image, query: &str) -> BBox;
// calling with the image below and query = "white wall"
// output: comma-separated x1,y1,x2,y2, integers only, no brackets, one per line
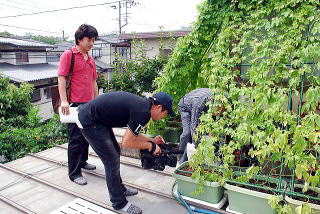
26,52,47,64
0,51,47,65
131,37,177,59
0,52,16,64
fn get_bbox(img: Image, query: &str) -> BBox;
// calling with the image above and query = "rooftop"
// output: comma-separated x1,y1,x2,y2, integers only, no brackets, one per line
119,30,191,40
0,128,230,214
0,63,58,82
0,36,54,48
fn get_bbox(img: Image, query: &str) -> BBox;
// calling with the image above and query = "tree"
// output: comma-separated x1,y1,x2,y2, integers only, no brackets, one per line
0,76,68,162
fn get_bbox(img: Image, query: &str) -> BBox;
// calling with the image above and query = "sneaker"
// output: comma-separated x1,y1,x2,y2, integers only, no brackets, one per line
72,176,87,185
124,188,138,196
121,203,142,214
82,163,96,170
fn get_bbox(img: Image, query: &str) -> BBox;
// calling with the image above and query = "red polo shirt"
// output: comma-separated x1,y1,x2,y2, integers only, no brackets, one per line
58,46,98,103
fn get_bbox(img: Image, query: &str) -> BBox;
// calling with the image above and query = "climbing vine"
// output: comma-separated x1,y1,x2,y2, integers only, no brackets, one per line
157,0,320,213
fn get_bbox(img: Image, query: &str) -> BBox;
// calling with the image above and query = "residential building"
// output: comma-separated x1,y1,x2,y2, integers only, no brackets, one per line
0,36,58,120
119,30,191,59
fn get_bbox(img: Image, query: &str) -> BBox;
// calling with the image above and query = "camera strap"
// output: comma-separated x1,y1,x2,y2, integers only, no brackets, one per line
148,141,157,154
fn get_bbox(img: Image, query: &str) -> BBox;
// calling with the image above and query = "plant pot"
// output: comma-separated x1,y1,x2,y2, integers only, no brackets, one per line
225,175,285,214
285,185,320,213
172,162,224,204
161,127,183,143
167,120,183,128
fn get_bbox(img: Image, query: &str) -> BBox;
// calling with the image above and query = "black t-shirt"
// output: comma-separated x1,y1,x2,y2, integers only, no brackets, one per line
78,91,151,136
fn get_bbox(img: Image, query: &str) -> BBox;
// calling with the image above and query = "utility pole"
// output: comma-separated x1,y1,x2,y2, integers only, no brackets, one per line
112,0,139,34
118,1,122,34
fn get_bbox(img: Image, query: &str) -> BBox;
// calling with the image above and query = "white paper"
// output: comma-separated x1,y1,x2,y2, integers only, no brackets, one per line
59,107,79,123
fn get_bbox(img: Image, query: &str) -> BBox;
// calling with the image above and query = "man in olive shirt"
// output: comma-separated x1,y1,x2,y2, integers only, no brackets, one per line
77,91,175,214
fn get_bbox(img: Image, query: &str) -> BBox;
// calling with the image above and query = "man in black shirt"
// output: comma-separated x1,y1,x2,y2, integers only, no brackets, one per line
77,91,175,214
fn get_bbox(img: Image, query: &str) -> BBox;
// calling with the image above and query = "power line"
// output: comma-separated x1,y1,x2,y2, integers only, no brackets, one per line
22,0,59,10
6,0,47,11
0,1,120,19
0,2,34,12
0,24,62,35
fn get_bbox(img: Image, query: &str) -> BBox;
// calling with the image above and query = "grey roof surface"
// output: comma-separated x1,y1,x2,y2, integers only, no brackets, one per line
0,128,189,214
51,41,73,52
0,127,231,214
95,58,114,70
0,37,54,48
0,63,58,82
97,36,122,44
119,30,191,40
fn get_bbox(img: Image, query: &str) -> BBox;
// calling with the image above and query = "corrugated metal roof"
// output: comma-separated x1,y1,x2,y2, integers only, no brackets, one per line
0,63,58,82
0,37,54,48
95,58,114,70
97,36,122,44
119,30,191,40
0,128,188,214
0,128,230,214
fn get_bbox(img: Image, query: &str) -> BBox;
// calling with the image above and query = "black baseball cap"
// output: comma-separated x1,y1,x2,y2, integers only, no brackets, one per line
152,92,175,117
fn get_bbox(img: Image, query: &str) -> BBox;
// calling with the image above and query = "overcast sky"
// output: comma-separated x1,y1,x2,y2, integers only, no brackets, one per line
0,0,204,39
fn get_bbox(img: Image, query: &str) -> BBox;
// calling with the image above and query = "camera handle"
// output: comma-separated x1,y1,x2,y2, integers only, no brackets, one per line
148,141,157,154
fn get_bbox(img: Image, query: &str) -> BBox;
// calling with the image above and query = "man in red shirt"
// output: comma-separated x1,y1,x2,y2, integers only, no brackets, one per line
58,24,99,185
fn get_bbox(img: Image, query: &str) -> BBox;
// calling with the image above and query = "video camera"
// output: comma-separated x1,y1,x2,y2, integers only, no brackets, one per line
140,142,184,171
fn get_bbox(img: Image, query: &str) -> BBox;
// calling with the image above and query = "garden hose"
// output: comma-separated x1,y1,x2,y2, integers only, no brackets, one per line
171,182,220,214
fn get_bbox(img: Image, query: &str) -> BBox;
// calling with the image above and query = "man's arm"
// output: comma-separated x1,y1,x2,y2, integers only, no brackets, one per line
93,79,98,97
137,134,165,145
122,129,161,154
58,75,70,115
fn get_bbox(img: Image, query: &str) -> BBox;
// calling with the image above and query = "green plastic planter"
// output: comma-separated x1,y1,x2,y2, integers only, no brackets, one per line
285,185,320,213
172,162,224,204
161,127,183,143
225,176,285,214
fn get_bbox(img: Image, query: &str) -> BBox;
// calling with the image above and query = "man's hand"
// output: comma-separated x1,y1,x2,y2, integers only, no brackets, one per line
60,100,70,115
149,143,162,154
153,135,165,145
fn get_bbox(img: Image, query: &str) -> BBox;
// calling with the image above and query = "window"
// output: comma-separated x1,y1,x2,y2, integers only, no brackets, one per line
30,88,41,102
16,52,29,63
44,87,51,99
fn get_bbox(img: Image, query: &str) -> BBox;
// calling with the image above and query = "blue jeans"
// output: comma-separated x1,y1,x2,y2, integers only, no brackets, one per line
178,103,192,164
80,121,128,210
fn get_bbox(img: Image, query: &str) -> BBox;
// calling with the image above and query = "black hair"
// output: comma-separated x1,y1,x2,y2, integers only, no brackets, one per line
75,24,98,45
149,97,167,112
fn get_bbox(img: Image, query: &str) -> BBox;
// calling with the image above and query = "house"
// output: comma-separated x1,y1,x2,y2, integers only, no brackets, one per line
93,30,190,85
119,30,191,59
93,35,131,83
0,36,58,120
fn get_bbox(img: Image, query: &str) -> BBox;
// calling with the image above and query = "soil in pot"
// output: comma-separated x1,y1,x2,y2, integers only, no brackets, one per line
291,187,320,205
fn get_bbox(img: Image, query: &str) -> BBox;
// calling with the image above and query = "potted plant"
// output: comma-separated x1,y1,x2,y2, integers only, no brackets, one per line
285,183,320,213
172,161,225,204
225,166,286,214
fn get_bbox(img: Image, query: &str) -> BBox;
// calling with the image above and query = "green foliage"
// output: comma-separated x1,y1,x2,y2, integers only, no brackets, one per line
25,33,65,45
155,0,320,209
109,70,139,95
0,76,68,162
96,73,108,91
0,77,33,132
0,31,14,37
108,38,168,95
0,115,67,162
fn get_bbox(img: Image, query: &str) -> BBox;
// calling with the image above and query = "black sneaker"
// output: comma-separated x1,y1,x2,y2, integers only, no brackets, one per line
124,188,138,196
82,163,96,170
